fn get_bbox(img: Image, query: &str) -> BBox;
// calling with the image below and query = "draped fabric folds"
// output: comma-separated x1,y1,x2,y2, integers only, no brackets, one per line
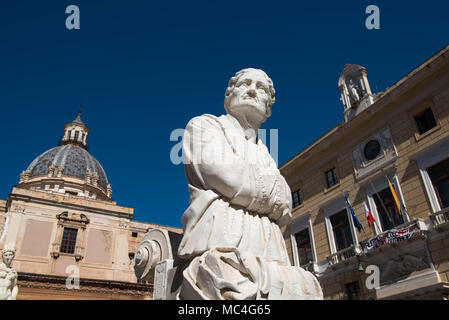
177,114,323,300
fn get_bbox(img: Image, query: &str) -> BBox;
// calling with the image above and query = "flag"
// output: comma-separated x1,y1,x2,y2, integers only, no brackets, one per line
386,176,402,216
344,194,362,232
358,192,376,227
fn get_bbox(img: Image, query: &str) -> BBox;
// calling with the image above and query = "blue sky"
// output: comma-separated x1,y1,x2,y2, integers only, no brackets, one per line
0,1,447,228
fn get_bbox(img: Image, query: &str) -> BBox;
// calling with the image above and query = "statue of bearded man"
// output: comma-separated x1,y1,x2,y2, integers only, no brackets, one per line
0,249,18,300
178,68,323,300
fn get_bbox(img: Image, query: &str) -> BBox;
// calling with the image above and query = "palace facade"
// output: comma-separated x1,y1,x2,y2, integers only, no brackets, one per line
281,44,449,299
0,111,182,299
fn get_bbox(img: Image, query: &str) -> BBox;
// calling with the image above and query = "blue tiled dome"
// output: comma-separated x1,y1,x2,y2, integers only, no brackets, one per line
26,144,109,192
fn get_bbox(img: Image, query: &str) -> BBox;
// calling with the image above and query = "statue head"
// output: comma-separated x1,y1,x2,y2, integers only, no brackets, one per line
1,249,15,267
224,68,276,123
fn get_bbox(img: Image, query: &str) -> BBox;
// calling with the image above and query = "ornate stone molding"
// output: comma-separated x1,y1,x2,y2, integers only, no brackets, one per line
56,211,90,228
51,211,90,260
19,169,31,184
17,272,153,298
12,205,25,214
352,126,398,180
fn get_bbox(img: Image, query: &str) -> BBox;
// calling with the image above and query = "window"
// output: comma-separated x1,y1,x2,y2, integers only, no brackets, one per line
128,252,135,260
292,189,302,208
414,108,437,135
74,130,80,141
66,190,78,196
52,212,89,261
295,228,313,266
373,187,404,230
131,231,138,238
60,227,78,254
330,209,353,251
428,158,449,209
67,130,72,139
346,281,361,300
325,168,339,188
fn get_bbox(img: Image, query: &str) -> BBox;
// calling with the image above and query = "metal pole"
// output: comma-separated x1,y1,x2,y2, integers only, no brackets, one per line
367,178,394,228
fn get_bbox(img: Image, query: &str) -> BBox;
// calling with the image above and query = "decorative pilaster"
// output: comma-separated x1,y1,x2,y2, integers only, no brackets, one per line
92,172,99,187
57,165,64,178
19,169,31,183
48,164,56,177
86,169,92,184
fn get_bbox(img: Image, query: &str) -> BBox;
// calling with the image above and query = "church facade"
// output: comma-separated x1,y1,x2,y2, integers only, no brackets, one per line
0,112,182,299
281,44,449,299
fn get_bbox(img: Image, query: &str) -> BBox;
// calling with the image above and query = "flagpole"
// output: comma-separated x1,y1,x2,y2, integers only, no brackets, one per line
381,168,408,217
367,178,394,227
342,190,364,234
354,185,382,233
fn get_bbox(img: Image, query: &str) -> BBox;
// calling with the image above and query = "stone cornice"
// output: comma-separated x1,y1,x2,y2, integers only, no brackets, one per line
7,188,133,220
17,272,153,296
17,175,111,200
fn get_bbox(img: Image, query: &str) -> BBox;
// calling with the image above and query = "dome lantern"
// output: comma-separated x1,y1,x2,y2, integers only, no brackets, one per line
61,106,90,149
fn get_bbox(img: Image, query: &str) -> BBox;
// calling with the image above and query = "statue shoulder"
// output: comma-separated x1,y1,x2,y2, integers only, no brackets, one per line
185,114,223,131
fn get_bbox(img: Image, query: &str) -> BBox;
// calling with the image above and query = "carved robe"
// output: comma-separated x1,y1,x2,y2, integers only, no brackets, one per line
0,264,17,300
178,113,323,300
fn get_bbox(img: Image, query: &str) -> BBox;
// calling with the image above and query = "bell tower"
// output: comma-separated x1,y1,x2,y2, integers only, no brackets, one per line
338,64,375,122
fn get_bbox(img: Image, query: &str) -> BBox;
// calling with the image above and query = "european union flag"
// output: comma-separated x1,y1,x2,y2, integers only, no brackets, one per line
344,194,363,232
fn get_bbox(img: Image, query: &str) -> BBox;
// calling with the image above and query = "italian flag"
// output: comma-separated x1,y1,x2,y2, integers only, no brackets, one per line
358,192,376,227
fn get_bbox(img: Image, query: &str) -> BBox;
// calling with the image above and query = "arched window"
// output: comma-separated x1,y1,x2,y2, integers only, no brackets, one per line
74,131,79,141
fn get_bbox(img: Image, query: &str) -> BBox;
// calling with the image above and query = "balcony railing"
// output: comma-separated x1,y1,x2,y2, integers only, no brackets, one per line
327,244,360,267
360,219,427,254
429,207,449,229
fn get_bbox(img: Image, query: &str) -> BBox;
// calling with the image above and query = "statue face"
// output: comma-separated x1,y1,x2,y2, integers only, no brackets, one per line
227,70,271,121
2,251,14,266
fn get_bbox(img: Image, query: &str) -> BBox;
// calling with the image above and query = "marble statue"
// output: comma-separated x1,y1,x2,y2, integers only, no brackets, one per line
178,68,323,300
349,79,360,103
0,248,18,300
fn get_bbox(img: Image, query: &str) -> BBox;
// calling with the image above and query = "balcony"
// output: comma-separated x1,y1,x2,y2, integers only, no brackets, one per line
429,207,449,231
360,219,428,254
327,244,361,268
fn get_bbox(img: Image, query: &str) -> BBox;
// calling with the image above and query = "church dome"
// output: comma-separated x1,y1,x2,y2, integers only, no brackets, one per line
19,108,113,199
26,144,109,192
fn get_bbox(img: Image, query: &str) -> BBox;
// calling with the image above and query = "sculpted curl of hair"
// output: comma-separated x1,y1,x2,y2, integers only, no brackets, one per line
224,68,276,119
1,248,15,257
